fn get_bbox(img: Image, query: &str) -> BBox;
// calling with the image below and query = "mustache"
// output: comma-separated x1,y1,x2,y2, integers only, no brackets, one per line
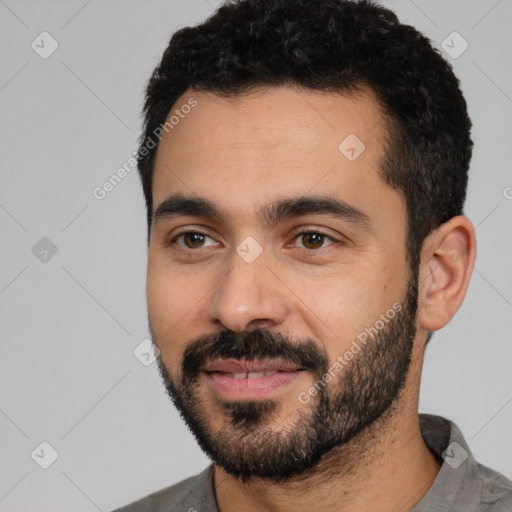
181,328,329,382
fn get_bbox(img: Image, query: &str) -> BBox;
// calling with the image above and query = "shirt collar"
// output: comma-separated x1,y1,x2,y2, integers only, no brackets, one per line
412,413,481,511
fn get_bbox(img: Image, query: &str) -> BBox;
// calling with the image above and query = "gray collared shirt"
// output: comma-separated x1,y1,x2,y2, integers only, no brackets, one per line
112,414,512,511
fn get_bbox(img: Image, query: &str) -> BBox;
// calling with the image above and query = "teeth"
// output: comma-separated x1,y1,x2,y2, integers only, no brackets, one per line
227,371,279,379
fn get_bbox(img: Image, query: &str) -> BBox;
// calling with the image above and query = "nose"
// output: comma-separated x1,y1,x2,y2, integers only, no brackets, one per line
205,250,289,333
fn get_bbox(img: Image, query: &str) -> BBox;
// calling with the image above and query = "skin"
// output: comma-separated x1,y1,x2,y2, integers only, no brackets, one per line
146,84,476,512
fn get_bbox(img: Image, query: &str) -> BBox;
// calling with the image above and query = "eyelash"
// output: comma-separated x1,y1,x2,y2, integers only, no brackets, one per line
167,229,340,250
289,229,339,249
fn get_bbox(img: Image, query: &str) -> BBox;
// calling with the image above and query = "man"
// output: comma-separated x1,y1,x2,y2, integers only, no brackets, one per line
113,0,512,510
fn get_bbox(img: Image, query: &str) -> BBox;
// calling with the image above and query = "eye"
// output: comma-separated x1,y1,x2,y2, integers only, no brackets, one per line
292,230,338,250
169,231,218,249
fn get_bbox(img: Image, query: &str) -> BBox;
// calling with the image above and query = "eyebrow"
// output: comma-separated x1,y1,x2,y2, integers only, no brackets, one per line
153,193,372,230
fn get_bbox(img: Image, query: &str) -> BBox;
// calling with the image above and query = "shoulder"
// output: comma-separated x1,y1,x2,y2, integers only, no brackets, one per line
477,462,512,511
417,413,512,511
111,464,215,512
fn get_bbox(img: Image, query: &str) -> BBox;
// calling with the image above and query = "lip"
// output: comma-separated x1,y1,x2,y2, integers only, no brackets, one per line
201,358,303,373
201,359,306,400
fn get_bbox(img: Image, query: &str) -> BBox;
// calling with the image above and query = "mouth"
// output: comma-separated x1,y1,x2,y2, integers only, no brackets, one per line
201,359,307,400
209,370,289,379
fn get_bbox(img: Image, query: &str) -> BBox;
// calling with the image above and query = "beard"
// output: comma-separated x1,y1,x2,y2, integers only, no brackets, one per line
152,273,418,483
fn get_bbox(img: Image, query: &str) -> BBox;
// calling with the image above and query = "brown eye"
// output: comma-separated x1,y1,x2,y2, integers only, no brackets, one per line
170,231,217,249
294,231,336,250
183,233,206,248
301,232,325,249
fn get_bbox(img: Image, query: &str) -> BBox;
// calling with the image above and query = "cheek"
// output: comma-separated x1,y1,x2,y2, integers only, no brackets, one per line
147,252,204,320
147,260,176,326
289,264,405,358
146,257,204,367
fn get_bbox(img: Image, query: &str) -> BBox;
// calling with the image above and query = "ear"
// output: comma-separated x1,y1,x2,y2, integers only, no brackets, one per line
417,216,476,332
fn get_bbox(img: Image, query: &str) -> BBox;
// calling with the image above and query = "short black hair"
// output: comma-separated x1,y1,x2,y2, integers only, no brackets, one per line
138,0,472,272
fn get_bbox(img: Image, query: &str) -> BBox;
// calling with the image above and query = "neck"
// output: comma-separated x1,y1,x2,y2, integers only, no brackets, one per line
213,354,440,512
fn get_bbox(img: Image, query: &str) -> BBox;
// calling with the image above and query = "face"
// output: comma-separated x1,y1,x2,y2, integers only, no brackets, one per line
147,85,418,481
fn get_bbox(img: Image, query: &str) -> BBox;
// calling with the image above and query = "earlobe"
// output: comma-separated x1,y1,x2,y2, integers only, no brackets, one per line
418,216,476,332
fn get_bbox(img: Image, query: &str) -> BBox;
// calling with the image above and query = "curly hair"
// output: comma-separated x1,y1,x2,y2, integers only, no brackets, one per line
137,0,473,271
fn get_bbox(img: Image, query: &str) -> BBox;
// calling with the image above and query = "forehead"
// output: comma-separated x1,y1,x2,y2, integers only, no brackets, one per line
151,85,398,224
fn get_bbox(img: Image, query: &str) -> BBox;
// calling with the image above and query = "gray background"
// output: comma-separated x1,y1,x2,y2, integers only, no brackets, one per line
0,0,511,510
